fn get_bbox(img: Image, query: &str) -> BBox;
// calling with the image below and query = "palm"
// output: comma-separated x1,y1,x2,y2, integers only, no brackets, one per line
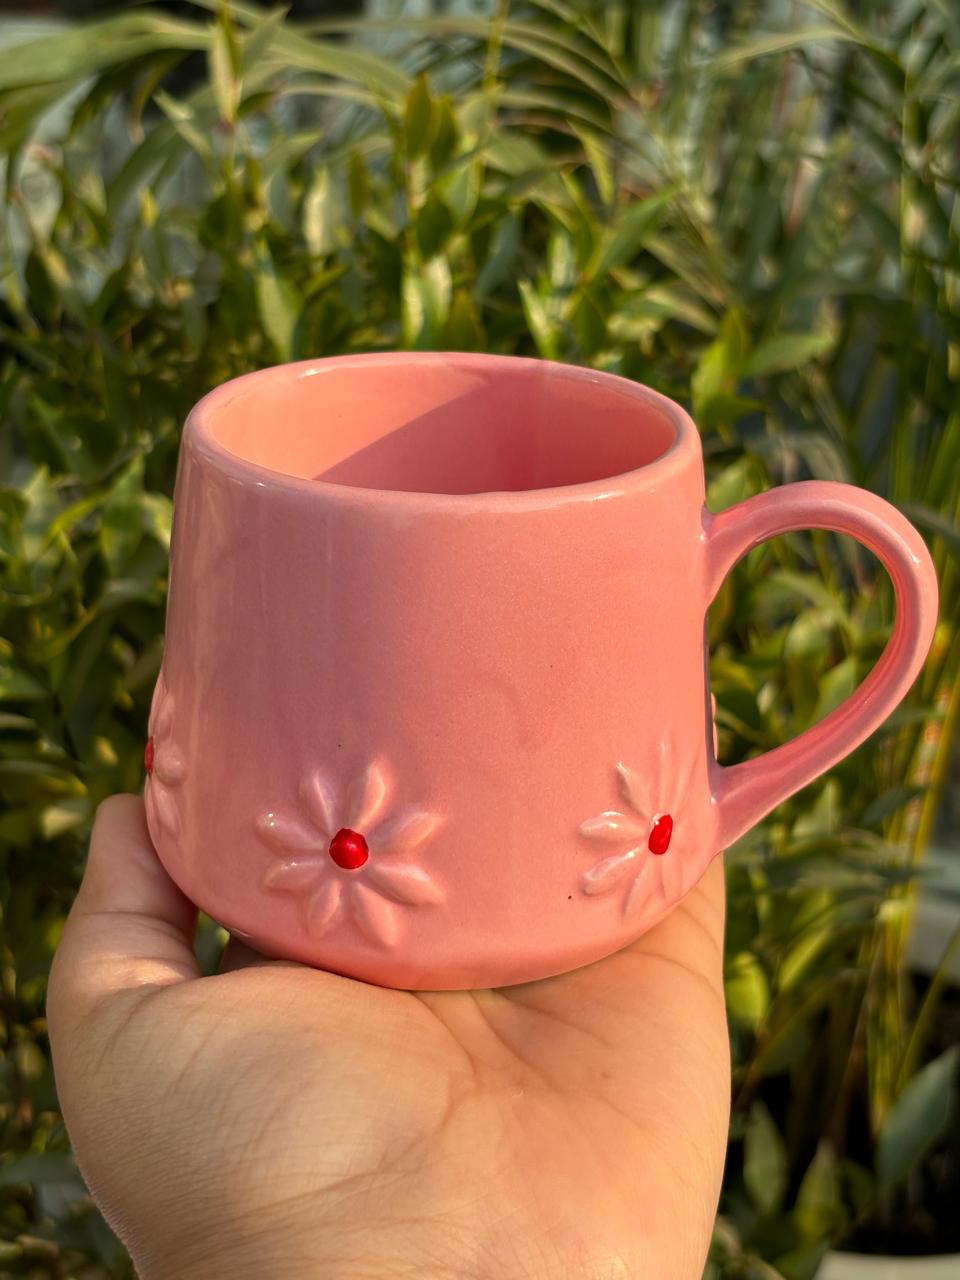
49,799,728,1280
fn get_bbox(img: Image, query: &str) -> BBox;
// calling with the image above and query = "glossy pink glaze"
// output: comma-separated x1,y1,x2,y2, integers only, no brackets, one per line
144,353,939,989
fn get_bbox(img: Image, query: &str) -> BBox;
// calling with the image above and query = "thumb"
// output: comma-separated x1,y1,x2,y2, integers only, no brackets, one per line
47,794,200,1046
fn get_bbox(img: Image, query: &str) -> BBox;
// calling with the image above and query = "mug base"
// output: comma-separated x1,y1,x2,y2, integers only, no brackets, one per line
202,889,697,991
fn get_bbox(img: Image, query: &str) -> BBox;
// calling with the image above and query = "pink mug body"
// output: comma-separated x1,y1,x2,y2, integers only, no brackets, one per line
145,353,938,989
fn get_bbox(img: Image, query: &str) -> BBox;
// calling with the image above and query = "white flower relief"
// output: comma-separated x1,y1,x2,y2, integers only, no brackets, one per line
579,738,698,920
256,760,444,949
144,672,186,840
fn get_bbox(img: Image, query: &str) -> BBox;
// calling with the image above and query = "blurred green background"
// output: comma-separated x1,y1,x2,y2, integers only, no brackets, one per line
1,1,958,1276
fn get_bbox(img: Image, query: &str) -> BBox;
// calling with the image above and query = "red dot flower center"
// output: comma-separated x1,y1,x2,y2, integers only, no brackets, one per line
329,827,369,870
648,814,673,856
144,738,155,775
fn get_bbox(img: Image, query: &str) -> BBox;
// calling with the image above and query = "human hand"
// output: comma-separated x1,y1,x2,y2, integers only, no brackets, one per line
46,795,729,1280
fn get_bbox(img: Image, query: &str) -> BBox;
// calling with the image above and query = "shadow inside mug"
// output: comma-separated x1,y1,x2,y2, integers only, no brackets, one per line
312,378,674,494
205,359,677,496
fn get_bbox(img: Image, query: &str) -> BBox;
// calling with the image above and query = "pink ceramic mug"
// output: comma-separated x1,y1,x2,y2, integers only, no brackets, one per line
145,353,938,990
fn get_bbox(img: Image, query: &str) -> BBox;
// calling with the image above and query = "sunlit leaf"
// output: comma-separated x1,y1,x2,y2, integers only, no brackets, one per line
726,951,770,1030
304,166,338,257
795,1142,845,1241
587,189,675,279
744,332,835,377
209,14,241,124
518,280,560,360
744,1101,788,1215
255,245,302,361
709,26,860,72
404,73,434,159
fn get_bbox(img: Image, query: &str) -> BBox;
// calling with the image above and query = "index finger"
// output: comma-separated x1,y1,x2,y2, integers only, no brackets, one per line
46,794,200,1042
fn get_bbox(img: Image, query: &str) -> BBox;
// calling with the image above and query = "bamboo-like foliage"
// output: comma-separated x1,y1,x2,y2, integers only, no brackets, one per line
0,2,957,1274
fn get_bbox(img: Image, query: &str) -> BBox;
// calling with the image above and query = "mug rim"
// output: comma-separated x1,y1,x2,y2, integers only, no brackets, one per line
184,351,702,512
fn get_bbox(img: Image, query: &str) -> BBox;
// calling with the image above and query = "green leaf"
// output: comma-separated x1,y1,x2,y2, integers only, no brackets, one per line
439,157,481,227
778,927,832,992
428,95,458,171
475,214,521,300
743,332,835,377
706,457,762,511
304,166,338,257
901,503,960,560
692,308,750,417
710,27,860,72
347,151,369,218
141,494,173,551
575,127,615,204
405,73,434,159
255,248,301,362
784,610,832,659
209,13,241,123
876,1048,958,1188
744,1101,788,1215
499,86,611,135
154,89,211,158
726,951,770,1030
40,797,90,839
572,287,606,356
402,255,451,348
860,785,925,828
795,1141,845,1241
444,290,485,351
0,1152,82,1188
241,4,288,69
792,779,841,841
98,456,172,573
611,284,717,338
0,14,208,93
518,280,560,360
813,656,859,721
587,189,675,279
255,22,411,97
0,665,47,703
415,191,454,259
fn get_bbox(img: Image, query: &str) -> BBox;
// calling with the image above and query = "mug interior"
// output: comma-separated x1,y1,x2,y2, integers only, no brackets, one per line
202,356,678,495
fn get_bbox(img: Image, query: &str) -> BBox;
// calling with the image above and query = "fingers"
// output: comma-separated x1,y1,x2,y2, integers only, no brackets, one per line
74,794,197,936
47,794,200,1042
678,851,726,949
636,853,726,976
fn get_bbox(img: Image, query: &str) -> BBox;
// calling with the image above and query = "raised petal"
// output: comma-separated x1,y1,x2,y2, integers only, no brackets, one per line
369,808,441,856
263,858,326,891
153,688,174,739
346,759,389,831
658,843,685,903
148,673,165,721
579,810,645,842
615,762,648,820
623,860,655,920
299,769,337,837
366,862,444,905
671,744,699,814
255,812,322,853
652,738,668,792
143,785,161,847
351,882,399,947
581,848,639,896
307,879,342,933
155,748,186,786
154,784,181,838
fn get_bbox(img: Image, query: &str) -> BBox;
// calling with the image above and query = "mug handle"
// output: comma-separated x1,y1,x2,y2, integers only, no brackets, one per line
704,480,939,849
